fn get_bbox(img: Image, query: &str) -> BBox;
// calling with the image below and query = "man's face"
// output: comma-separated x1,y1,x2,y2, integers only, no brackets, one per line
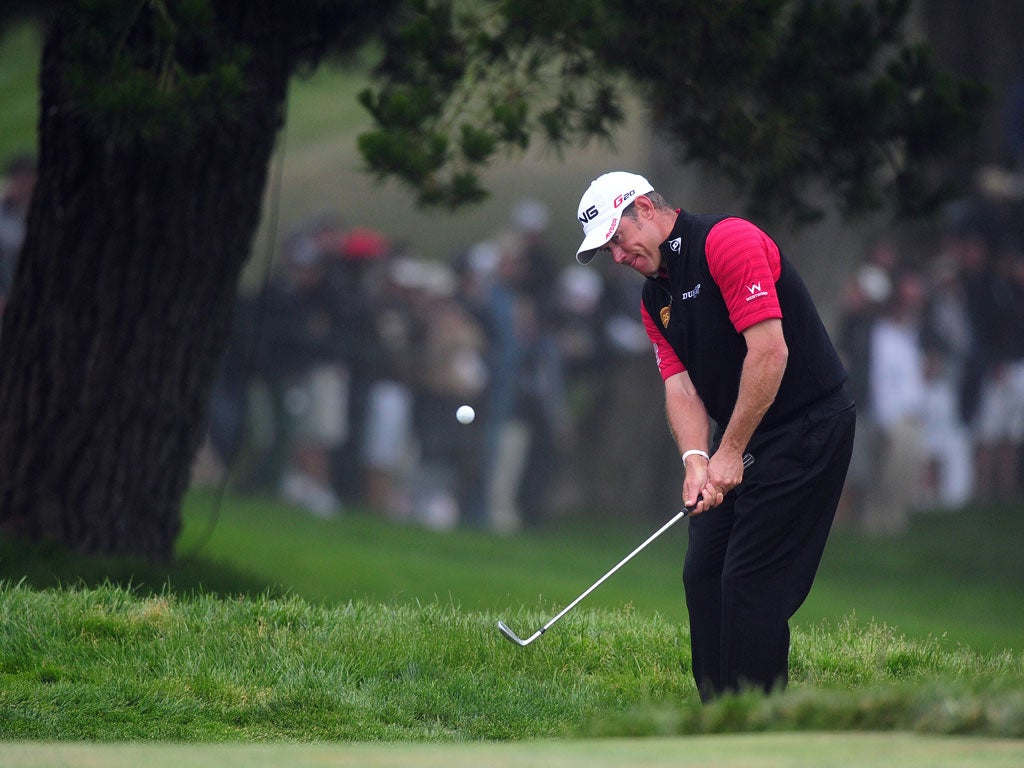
597,206,663,277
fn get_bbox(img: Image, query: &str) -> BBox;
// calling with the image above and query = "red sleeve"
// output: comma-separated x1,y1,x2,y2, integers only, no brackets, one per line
641,297,686,380
705,218,783,332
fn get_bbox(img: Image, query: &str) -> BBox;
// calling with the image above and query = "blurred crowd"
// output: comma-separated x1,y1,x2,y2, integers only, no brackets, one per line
196,200,653,531
837,179,1024,535
8,140,1024,537
194,174,1024,536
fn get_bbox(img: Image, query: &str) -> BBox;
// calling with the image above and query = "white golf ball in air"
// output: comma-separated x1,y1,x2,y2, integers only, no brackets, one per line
456,405,475,425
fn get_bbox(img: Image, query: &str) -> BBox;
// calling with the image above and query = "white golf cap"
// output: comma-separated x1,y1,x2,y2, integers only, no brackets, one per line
575,171,654,264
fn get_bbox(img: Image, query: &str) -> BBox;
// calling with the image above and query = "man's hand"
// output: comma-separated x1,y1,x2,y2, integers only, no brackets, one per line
683,454,713,515
702,450,747,510
687,450,753,514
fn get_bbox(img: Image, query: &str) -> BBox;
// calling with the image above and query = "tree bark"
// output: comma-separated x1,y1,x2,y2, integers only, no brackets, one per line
0,11,289,562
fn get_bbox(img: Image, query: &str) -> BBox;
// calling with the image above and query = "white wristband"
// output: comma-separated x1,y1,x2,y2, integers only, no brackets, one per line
681,449,710,463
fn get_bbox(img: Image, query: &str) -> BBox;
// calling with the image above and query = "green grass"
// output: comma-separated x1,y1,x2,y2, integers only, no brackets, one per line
0,22,40,164
808,505,1024,656
4,491,1023,656
1,583,1022,743
4,734,1024,768
182,492,1024,654
1,492,1023,745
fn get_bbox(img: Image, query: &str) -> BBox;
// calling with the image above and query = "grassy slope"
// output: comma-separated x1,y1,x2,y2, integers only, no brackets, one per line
808,504,1024,656
4,492,1022,742
1,583,1022,743
174,491,1024,655
5,490,1021,657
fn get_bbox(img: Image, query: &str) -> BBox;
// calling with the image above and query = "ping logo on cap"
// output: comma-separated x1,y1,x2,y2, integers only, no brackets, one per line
578,205,599,225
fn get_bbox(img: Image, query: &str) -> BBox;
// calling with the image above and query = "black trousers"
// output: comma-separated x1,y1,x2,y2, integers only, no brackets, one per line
683,388,856,701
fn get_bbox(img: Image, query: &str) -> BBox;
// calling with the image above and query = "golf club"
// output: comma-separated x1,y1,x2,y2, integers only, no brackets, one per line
497,452,754,647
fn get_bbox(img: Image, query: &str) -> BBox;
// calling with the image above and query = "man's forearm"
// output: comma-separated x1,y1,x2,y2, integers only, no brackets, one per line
719,331,788,455
665,372,711,455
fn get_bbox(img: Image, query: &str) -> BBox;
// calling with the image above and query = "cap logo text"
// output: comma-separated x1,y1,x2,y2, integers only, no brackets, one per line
578,205,599,225
613,189,637,208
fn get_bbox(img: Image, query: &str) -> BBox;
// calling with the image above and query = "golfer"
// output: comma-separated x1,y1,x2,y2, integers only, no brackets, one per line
575,171,855,701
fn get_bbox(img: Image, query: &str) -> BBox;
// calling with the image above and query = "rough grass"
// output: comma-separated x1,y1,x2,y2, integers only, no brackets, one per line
1,583,1022,742
3,490,1021,742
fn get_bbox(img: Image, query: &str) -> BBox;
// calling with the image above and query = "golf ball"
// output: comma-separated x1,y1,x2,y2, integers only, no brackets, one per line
456,405,475,424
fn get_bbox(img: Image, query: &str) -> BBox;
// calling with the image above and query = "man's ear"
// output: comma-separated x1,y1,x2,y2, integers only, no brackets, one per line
634,194,655,219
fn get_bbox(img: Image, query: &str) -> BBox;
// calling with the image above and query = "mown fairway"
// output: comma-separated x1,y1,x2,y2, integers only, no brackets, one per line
3,734,1024,768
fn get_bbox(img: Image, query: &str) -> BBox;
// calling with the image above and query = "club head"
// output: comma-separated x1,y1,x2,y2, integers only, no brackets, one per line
497,620,527,646
497,621,545,646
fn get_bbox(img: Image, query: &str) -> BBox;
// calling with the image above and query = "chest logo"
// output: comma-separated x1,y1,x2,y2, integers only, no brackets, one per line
660,305,671,327
679,283,701,301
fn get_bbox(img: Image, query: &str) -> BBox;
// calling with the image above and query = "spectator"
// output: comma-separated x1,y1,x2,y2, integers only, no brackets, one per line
512,284,571,529
583,260,671,516
866,269,928,535
971,237,1024,501
359,243,417,519
506,199,571,529
262,221,349,517
921,250,975,418
918,341,973,510
450,241,501,525
407,258,488,529
478,237,534,532
325,226,391,506
197,289,261,485
835,239,893,526
322,227,416,517
946,211,998,430
918,250,976,510
550,263,607,508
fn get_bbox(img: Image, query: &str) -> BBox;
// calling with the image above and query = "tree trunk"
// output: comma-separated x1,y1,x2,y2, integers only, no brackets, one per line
0,12,289,562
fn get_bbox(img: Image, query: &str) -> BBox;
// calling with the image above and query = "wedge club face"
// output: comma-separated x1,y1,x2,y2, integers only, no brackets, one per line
497,620,543,646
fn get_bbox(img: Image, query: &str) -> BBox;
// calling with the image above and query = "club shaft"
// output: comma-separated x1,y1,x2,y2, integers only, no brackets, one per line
540,451,754,634
538,507,690,635
500,452,754,645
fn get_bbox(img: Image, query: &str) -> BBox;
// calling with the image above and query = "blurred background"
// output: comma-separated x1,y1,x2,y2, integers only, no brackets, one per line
4,0,1024,540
